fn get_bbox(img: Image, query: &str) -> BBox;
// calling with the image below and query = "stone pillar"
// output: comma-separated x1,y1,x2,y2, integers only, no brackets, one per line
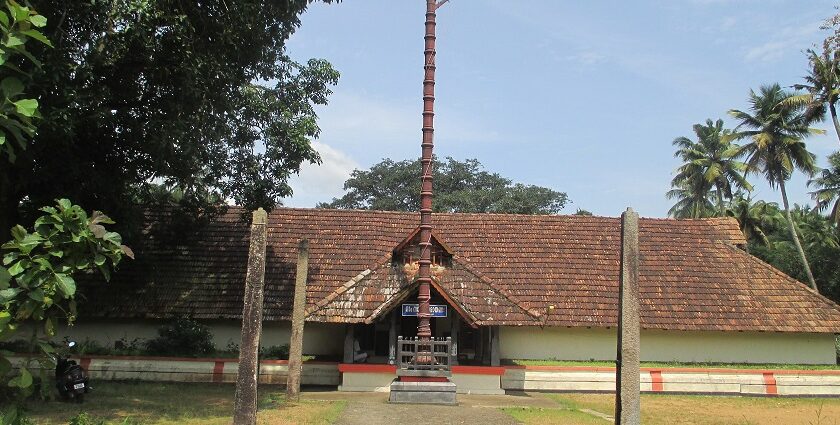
615,207,641,425
450,315,459,365
343,325,355,364
477,327,486,365
286,239,309,401
490,326,500,367
233,208,268,425
389,310,398,365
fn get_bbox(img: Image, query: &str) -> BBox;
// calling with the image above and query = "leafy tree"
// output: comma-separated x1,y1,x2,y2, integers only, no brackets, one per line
809,151,840,224
0,200,130,415
750,205,840,302
671,119,752,216
0,0,340,236
318,157,569,214
729,83,823,291
573,209,593,216
0,0,50,163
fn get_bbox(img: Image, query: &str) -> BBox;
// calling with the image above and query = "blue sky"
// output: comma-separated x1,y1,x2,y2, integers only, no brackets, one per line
284,0,839,218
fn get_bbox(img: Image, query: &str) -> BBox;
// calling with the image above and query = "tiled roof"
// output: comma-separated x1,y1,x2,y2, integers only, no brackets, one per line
78,207,840,333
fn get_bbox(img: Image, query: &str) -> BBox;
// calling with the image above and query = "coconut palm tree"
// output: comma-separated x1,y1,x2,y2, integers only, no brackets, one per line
787,44,840,145
809,151,840,224
726,194,783,250
672,119,753,216
791,204,840,250
729,83,822,291
666,176,716,219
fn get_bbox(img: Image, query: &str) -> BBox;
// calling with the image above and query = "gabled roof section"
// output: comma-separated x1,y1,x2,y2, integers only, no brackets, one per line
78,208,840,333
392,226,454,256
305,254,539,327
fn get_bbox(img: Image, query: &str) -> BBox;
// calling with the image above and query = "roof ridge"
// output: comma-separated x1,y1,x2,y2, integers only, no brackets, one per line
452,255,542,319
721,243,840,313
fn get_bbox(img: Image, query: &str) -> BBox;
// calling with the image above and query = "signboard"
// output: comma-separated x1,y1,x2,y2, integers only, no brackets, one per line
401,304,447,318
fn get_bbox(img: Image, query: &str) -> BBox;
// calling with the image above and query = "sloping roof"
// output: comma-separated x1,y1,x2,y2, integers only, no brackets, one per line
78,207,840,333
305,256,539,326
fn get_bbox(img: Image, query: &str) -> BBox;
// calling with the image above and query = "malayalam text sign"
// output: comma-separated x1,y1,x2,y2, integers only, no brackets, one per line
401,304,447,317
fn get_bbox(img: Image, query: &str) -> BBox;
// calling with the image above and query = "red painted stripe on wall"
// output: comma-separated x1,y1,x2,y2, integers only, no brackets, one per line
763,372,777,395
650,370,663,392
212,361,225,383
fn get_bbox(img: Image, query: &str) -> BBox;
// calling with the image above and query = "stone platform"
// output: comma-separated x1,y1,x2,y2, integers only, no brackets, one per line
388,369,458,405
388,379,458,405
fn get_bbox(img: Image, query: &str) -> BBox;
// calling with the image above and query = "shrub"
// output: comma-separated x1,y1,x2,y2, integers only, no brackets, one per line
143,318,215,357
68,412,105,425
261,344,289,360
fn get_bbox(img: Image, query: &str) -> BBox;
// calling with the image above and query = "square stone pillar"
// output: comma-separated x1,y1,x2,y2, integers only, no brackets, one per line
343,324,355,364
490,326,500,367
389,310,398,365
615,207,641,425
233,208,268,425
450,315,460,365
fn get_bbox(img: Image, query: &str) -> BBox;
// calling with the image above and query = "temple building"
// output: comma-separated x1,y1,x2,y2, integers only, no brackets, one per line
69,206,840,366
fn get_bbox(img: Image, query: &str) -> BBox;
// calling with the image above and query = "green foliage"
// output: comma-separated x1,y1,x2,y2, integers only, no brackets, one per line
0,0,340,237
0,0,50,162
668,118,751,217
261,344,290,360
319,157,569,214
744,204,840,301
809,151,840,224
729,83,821,187
143,318,215,358
0,199,130,407
67,412,106,425
0,200,132,335
729,83,821,290
726,195,783,247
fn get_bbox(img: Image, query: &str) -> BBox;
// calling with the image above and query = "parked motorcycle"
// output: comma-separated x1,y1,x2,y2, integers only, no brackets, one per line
54,341,90,402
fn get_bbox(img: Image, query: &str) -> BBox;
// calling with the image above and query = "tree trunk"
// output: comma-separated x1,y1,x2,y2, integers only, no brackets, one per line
779,181,818,292
715,182,725,217
830,102,840,146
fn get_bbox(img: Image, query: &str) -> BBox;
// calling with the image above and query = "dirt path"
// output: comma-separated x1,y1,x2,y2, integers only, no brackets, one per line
302,391,557,425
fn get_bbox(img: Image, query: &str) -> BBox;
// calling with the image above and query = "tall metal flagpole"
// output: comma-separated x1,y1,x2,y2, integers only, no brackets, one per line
417,0,446,342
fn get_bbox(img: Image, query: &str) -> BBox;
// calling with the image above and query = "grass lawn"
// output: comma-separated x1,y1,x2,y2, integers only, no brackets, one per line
507,359,840,370
23,381,345,425
503,393,840,425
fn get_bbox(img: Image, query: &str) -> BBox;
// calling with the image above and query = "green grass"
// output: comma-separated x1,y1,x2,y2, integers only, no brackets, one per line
502,406,606,425
506,359,840,370
22,381,345,425
501,393,840,425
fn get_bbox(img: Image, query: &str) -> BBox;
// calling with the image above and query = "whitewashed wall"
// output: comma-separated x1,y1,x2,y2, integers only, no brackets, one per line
500,326,837,365
38,320,344,356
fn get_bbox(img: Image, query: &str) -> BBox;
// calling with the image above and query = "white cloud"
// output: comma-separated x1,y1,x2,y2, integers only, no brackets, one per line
564,51,607,65
743,22,821,63
744,40,790,62
285,141,359,208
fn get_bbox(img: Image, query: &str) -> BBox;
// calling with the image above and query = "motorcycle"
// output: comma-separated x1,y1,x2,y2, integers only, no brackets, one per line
54,341,90,402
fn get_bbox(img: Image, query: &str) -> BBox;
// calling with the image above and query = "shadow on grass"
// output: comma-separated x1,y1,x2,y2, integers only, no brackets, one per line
25,381,344,425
